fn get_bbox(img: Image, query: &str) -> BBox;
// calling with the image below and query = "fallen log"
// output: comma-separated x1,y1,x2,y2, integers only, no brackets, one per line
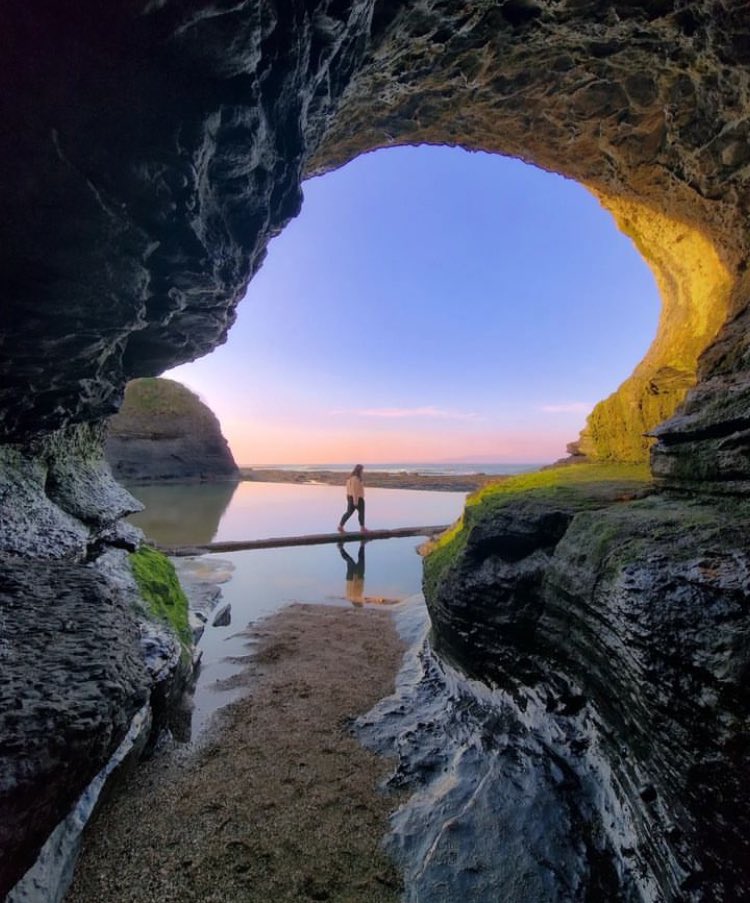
159,524,451,556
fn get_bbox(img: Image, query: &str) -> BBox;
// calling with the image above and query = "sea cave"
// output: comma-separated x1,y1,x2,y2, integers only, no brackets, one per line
1,2,749,900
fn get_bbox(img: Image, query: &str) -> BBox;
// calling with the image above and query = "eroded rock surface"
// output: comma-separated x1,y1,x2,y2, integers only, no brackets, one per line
2,2,750,900
105,378,238,483
425,477,750,900
0,428,192,900
0,423,142,560
0,556,150,894
1,0,750,467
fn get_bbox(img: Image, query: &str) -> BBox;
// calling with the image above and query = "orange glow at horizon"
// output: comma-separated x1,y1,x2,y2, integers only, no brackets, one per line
222,418,572,466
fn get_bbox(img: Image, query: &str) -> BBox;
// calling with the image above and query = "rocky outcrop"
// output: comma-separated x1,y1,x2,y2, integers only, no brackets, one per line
0,423,143,560
2,2,750,900
0,555,150,894
105,378,238,483
650,296,750,493
0,428,193,900
424,466,750,901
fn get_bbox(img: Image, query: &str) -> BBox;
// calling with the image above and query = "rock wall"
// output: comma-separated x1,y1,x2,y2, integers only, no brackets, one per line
2,1,750,900
0,425,190,897
1,0,750,470
424,465,750,900
105,378,238,483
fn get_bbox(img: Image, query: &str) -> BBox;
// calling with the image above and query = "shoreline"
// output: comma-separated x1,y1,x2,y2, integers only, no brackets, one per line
240,467,509,492
66,603,407,903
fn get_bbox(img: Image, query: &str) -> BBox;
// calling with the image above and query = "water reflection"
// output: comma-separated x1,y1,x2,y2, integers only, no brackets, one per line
338,541,366,606
126,482,239,545
125,480,467,547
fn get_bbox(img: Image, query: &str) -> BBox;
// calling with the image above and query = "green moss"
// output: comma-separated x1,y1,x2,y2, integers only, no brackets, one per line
130,546,192,648
423,463,651,601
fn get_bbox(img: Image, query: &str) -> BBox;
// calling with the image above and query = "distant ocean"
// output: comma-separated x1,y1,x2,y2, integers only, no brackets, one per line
253,461,549,477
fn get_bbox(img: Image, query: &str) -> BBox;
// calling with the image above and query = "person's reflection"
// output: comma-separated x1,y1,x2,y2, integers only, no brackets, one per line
338,541,366,606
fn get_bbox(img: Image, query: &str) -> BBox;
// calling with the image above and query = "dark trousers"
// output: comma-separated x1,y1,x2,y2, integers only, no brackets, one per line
339,495,365,528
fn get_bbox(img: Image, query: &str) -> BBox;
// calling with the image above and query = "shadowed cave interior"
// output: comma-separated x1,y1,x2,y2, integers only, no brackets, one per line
2,2,750,900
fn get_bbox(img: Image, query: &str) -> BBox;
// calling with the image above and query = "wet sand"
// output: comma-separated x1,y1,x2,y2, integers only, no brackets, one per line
240,468,503,493
66,604,406,903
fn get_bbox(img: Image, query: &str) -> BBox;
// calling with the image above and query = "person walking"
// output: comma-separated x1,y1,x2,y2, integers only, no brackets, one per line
338,464,369,533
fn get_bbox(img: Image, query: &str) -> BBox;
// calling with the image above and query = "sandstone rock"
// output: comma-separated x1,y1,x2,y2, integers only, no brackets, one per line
105,378,238,483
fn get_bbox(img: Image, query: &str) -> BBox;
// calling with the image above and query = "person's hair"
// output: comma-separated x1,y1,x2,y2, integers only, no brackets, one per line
351,464,363,477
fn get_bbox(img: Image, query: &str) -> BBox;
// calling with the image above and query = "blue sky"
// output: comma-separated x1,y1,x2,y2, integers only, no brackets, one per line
167,145,659,466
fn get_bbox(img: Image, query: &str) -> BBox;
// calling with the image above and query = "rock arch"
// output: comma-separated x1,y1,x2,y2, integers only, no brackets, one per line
2,1,750,898
1,1,749,480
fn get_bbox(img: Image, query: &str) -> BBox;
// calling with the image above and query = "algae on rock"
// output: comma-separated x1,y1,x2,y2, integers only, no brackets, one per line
130,546,192,652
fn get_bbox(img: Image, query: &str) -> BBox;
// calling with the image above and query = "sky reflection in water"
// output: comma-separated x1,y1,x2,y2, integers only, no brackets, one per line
126,482,467,736
128,480,467,545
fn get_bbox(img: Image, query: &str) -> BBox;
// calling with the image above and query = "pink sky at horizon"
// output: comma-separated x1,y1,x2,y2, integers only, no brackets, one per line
214,413,577,467
166,147,660,470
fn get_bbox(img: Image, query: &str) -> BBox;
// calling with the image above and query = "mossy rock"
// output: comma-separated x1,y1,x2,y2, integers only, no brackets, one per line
423,463,651,601
130,546,192,649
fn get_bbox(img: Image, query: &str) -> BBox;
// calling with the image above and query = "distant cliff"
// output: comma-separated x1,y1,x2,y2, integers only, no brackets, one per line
106,379,238,483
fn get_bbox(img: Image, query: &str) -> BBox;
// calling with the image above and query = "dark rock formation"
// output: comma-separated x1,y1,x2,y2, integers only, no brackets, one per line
0,0,749,462
105,378,238,483
2,1,750,900
0,423,142,560
651,300,750,493
425,473,750,900
0,555,150,894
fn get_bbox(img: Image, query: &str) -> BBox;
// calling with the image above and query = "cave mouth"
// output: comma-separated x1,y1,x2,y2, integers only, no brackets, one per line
166,144,663,469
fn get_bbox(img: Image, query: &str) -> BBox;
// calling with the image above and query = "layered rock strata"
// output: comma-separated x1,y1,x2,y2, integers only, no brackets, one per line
424,466,750,900
105,378,238,483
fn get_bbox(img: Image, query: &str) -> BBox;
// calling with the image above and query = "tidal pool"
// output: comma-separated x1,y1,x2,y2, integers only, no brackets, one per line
127,479,466,545
126,481,467,736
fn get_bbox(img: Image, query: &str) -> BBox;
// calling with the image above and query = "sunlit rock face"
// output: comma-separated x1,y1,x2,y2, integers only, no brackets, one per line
313,2,750,474
105,378,238,482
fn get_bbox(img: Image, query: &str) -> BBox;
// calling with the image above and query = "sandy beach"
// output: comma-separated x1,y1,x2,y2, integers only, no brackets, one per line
66,604,406,903
240,467,504,493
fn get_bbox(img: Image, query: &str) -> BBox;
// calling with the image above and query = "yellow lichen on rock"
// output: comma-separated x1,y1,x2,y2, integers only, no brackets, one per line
577,194,732,462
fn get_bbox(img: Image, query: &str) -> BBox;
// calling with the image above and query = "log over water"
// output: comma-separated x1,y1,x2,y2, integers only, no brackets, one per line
160,525,450,556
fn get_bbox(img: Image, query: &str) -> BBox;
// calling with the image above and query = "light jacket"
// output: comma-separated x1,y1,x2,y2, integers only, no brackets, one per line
346,475,364,502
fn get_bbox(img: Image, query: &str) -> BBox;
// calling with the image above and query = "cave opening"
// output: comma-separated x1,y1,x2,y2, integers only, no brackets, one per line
166,144,662,468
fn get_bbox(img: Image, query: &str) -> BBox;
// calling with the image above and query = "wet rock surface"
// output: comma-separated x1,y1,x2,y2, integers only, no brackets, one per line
2,2,750,900
0,427,195,900
359,601,637,902
105,378,238,483
0,555,150,895
426,484,750,900
0,423,142,560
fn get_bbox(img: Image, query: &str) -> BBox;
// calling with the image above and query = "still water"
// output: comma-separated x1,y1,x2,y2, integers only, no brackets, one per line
127,479,466,544
127,481,467,736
